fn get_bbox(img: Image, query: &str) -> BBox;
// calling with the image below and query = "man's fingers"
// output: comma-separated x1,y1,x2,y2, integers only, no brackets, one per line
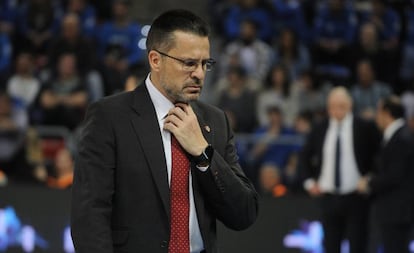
168,106,187,120
163,121,177,133
164,114,182,127
174,103,194,116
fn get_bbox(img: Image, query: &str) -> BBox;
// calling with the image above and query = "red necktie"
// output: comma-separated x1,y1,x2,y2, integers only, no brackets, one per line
169,135,190,253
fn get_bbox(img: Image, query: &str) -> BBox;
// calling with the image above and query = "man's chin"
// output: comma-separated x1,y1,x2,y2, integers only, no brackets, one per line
177,93,200,103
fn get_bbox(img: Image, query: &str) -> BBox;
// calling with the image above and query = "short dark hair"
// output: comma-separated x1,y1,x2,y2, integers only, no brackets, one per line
146,9,210,53
381,95,405,119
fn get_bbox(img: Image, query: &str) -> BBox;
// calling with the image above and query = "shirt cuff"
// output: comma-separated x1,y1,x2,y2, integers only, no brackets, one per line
304,178,316,191
195,165,209,172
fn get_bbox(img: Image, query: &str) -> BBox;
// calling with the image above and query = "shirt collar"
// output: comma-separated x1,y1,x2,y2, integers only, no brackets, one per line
330,113,353,129
384,118,405,143
145,73,174,121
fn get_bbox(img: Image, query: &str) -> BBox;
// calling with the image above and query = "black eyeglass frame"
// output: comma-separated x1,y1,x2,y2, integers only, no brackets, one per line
153,49,216,72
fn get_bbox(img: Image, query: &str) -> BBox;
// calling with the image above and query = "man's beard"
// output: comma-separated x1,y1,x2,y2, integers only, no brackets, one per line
161,82,202,103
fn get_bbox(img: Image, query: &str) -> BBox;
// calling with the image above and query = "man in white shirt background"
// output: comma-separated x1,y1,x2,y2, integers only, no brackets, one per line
299,86,381,253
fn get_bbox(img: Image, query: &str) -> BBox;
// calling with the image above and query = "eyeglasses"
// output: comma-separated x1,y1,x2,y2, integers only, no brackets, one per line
154,50,216,72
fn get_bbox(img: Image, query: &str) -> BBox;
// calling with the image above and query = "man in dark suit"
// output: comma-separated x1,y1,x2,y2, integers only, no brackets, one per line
70,9,258,253
299,86,381,253
358,96,414,253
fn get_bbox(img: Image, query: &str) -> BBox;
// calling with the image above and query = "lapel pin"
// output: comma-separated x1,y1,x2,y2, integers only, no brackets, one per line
204,125,211,133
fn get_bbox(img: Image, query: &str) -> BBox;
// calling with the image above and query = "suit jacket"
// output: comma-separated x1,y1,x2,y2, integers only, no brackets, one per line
299,116,381,184
369,125,414,224
70,84,258,253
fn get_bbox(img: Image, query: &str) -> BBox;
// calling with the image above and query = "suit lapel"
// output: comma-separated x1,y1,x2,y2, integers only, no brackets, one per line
129,84,170,220
191,102,213,145
190,102,213,242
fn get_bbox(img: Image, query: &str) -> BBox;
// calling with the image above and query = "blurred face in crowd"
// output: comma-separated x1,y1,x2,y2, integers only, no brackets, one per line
300,72,314,90
113,2,128,20
327,88,352,121
54,148,74,176
271,66,286,89
357,61,375,86
62,14,80,40
295,116,311,134
240,20,257,44
259,164,281,193
227,70,245,89
267,107,283,128
149,31,210,103
280,29,295,50
360,23,378,48
58,54,77,78
68,0,86,13
16,53,34,75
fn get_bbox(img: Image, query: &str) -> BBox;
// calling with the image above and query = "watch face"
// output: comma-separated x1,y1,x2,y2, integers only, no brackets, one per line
195,145,213,167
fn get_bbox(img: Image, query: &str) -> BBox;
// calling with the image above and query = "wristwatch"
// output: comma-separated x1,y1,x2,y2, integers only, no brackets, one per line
192,144,214,167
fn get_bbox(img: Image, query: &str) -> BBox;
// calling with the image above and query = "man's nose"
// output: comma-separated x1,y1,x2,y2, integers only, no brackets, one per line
190,63,205,81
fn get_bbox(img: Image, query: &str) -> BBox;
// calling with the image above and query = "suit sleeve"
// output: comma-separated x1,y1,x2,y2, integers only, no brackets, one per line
193,111,258,231
298,124,321,185
369,134,413,194
71,101,115,253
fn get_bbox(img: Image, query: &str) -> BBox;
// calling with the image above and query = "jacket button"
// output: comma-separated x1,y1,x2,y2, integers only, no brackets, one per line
161,240,168,248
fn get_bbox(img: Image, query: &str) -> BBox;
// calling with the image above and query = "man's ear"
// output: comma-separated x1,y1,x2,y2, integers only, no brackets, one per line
148,50,161,72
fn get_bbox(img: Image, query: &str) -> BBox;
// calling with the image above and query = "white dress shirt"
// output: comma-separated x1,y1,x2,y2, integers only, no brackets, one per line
383,118,405,144
318,114,361,194
145,74,204,253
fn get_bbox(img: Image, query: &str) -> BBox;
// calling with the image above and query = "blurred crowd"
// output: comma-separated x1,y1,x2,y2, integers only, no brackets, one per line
0,0,414,197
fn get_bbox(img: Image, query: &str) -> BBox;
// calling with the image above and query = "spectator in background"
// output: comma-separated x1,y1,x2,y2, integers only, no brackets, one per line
271,0,309,43
312,0,357,68
351,22,390,84
0,0,19,35
351,60,391,120
217,66,257,133
293,110,313,136
221,19,273,83
360,0,400,51
287,69,329,125
49,12,96,73
399,6,414,87
16,0,63,64
299,86,381,253
48,13,102,102
357,96,414,253
0,91,30,181
95,0,143,94
256,64,289,126
0,31,12,87
6,52,41,111
65,0,97,38
223,0,273,42
273,28,311,81
47,147,74,189
258,163,287,197
249,105,300,187
359,0,400,86
39,53,88,130
88,0,114,22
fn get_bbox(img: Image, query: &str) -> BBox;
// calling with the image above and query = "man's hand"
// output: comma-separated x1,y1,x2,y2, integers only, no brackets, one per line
163,103,208,156
308,184,322,197
357,176,370,194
